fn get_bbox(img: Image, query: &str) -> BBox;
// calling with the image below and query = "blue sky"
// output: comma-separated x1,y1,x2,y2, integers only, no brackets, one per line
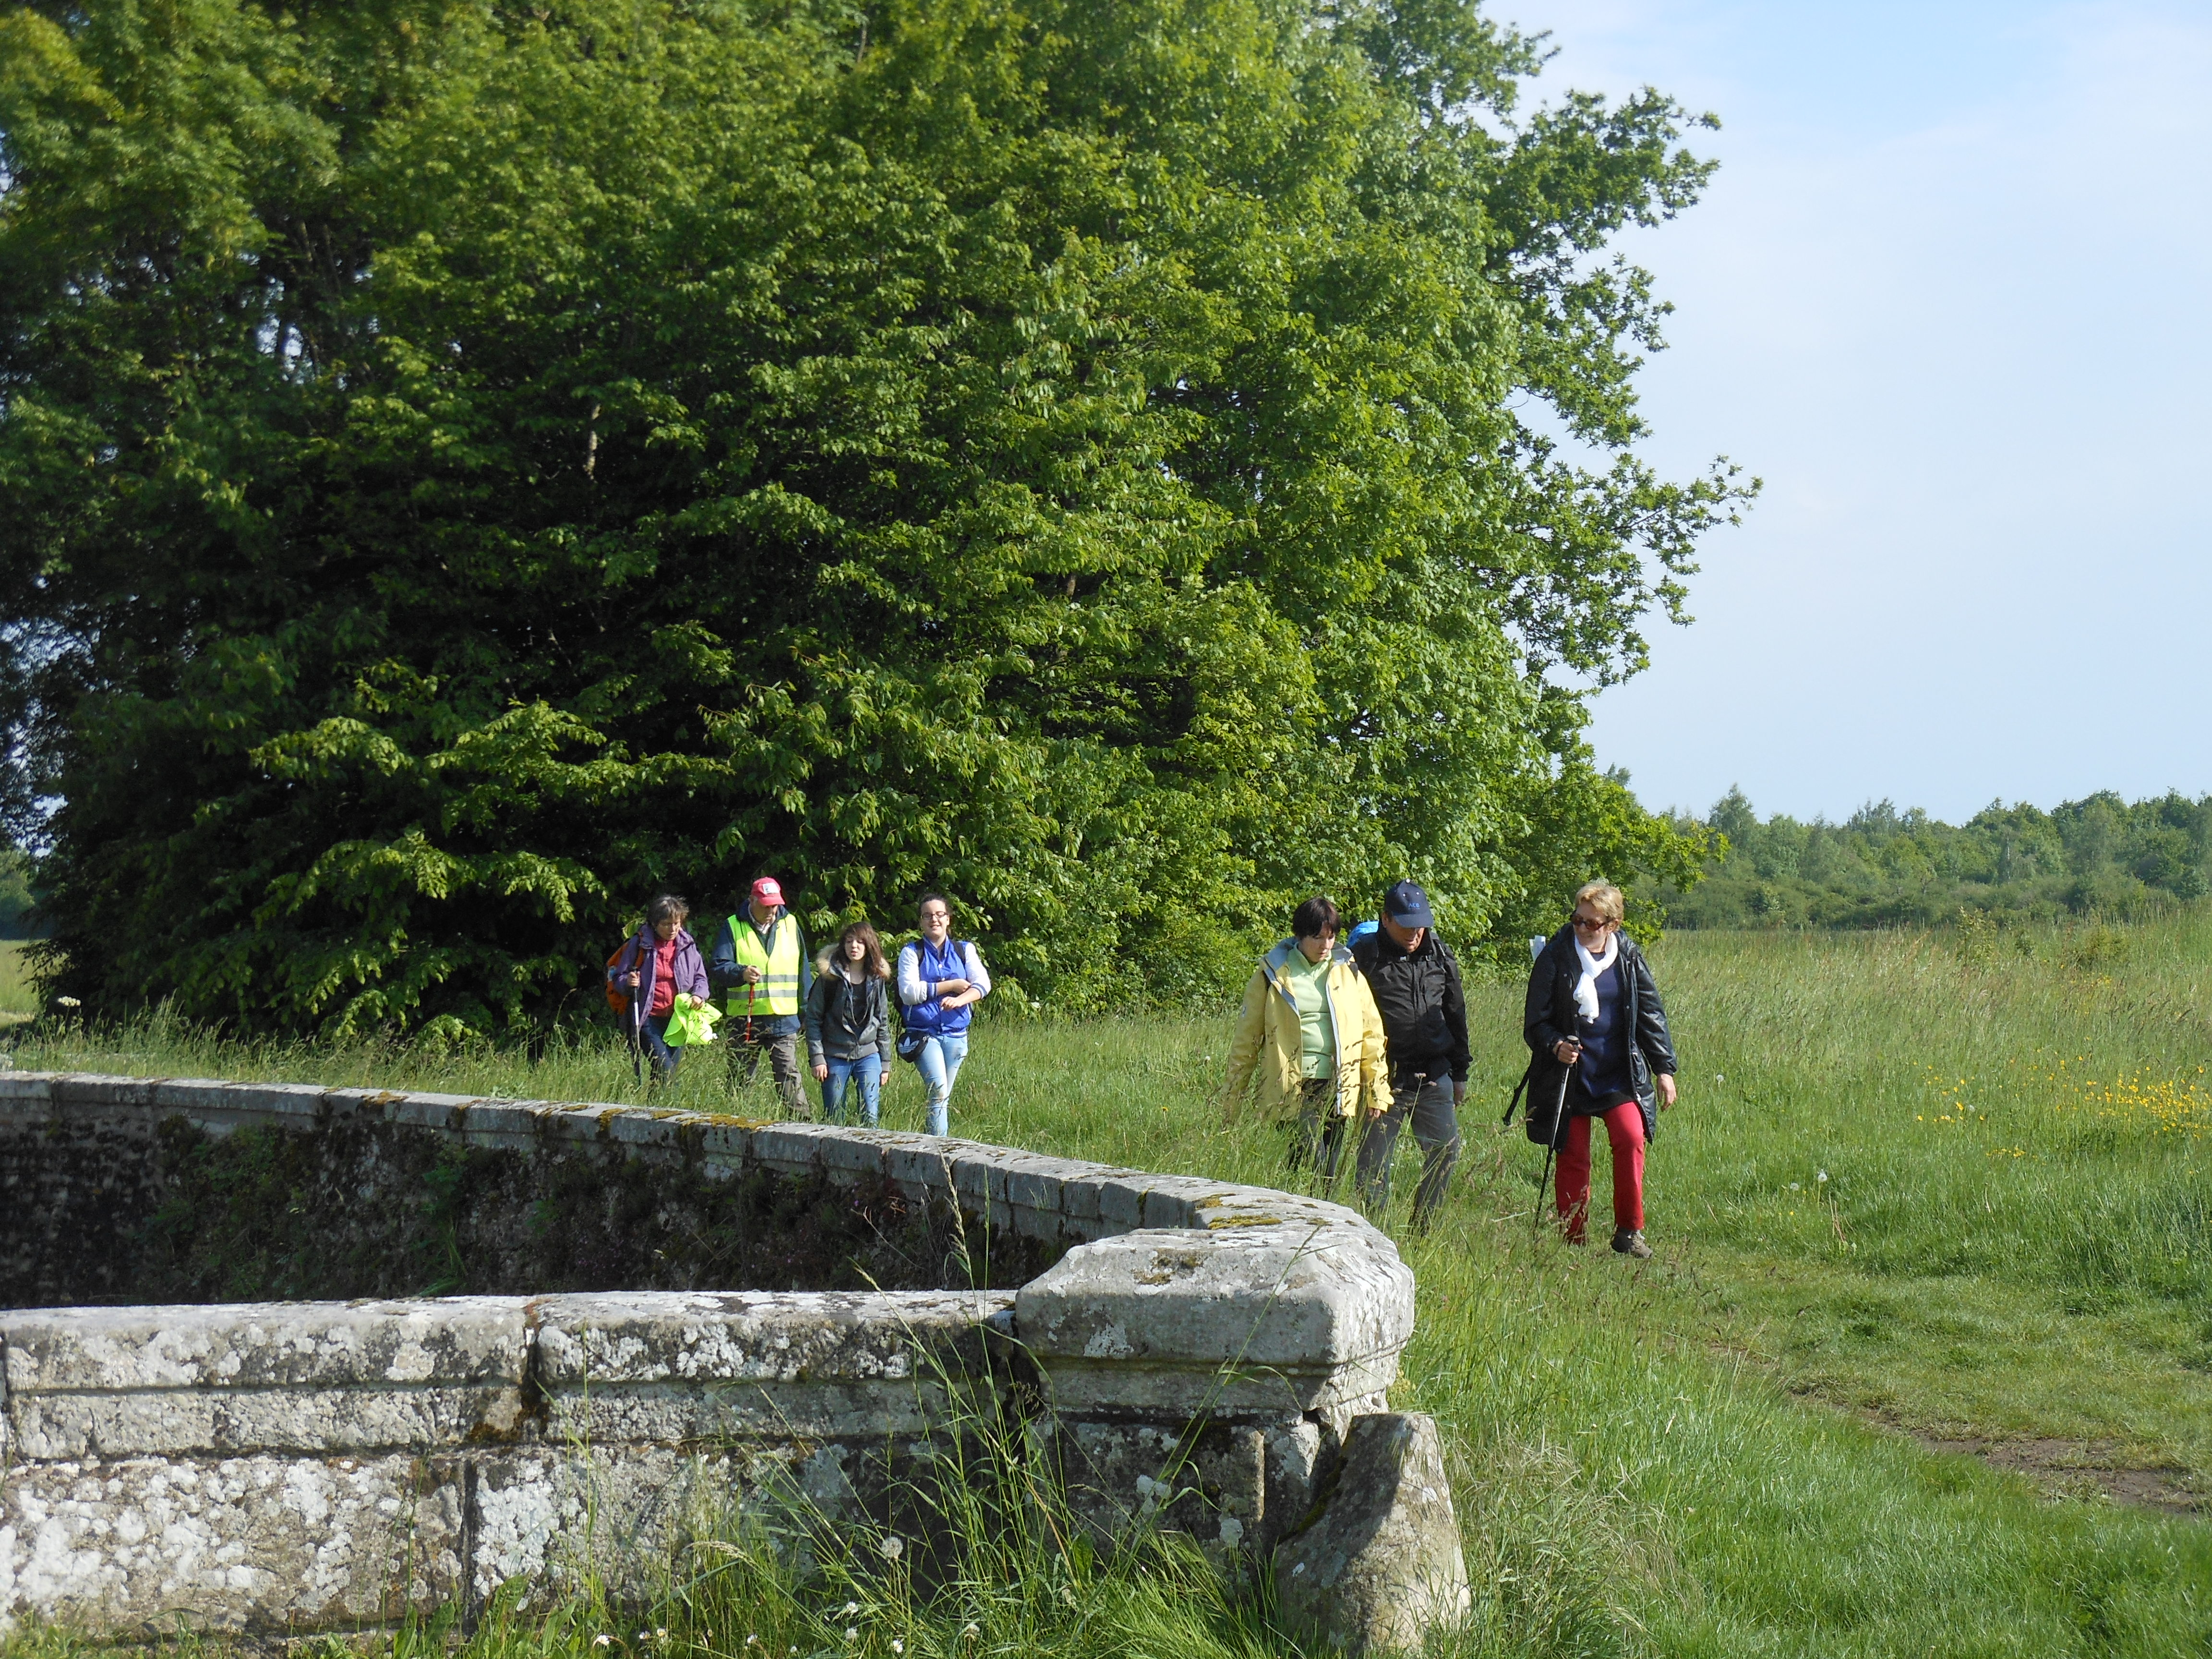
1501,1,2212,823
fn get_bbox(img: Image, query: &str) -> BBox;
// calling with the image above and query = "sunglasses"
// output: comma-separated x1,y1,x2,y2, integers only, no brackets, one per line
1570,914,1613,931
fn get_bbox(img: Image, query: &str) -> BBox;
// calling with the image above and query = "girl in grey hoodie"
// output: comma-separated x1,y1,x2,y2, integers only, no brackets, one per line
803,921,895,1125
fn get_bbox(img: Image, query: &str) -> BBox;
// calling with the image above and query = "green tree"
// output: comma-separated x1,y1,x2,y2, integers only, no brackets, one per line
0,0,1748,1034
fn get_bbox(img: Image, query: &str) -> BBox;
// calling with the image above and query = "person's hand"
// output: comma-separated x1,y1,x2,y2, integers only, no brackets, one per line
1552,1038,1580,1064
813,1062,829,1082
625,971,641,989
943,989,980,1010
683,993,703,1009
936,977,973,997
1657,1072,1677,1109
1452,1078,1466,1104
739,965,764,986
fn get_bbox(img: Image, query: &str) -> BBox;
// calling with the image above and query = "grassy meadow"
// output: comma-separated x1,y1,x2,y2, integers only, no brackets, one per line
5,911,2211,1656
0,942,38,1022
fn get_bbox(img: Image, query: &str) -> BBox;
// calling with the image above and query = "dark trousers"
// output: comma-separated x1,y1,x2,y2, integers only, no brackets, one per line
632,1012,681,1079
729,1025,807,1117
1355,1071,1462,1228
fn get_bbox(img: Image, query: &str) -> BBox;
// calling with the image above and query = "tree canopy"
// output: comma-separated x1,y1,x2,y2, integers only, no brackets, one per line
0,0,1746,1034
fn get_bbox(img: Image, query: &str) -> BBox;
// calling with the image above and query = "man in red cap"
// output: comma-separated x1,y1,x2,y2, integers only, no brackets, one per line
709,875,812,1116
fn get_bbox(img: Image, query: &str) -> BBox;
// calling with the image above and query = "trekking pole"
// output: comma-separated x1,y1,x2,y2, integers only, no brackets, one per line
1535,1038,1577,1237
627,950,646,1091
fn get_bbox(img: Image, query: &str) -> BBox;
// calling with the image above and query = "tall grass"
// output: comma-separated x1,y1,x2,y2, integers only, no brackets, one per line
6,907,2212,1654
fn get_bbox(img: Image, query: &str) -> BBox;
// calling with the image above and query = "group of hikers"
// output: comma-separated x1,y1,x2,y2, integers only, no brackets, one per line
1223,878,1678,1252
606,879,988,1137
608,872,1677,1251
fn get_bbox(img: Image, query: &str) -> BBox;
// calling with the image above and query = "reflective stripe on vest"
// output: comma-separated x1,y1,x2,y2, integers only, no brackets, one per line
728,913,804,1016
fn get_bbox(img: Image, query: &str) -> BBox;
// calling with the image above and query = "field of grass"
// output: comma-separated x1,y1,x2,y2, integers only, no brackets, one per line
0,941,39,1020
5,910,2211,1656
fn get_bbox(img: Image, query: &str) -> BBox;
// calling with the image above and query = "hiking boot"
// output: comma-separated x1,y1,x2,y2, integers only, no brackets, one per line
1611,1227,1653,1259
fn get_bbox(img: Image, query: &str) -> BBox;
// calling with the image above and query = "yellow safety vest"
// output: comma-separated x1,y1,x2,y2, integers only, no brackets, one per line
727,912,804,1016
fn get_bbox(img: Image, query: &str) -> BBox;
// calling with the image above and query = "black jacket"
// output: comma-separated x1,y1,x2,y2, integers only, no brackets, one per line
1350,929,1471,1085
1521,929,1676,1146
803,959,894,1068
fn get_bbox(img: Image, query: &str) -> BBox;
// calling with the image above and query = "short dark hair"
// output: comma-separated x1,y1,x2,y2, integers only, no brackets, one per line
1291,895,1340,940
647,894,690,927
917,891,953,923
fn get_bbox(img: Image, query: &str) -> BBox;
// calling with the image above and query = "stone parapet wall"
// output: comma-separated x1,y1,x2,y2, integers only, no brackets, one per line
2,1289,1014,1632
0,1073,1431,1640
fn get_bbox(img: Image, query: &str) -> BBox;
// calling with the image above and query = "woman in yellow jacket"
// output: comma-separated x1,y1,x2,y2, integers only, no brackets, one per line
1223,896,1390,1191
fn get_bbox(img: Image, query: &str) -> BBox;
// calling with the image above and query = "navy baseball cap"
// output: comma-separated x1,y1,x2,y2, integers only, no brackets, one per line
1382,880,1434,928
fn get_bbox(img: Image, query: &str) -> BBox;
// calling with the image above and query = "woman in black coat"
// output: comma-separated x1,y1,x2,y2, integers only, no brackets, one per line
1523,881,1678,1257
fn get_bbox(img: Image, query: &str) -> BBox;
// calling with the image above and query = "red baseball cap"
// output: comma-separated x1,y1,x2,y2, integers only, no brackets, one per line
750,877,785,906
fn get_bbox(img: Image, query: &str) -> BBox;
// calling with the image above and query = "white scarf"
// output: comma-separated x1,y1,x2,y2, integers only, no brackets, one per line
1573,932,1619,1024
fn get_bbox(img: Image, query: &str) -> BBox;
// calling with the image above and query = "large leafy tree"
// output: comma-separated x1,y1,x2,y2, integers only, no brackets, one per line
0,0,1744,1035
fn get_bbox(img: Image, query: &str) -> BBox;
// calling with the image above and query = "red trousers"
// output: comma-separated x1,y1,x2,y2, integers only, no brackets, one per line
1555,1101,1645,1237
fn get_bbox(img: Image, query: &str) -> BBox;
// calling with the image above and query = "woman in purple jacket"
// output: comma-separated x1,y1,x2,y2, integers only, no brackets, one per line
608,894,711,1079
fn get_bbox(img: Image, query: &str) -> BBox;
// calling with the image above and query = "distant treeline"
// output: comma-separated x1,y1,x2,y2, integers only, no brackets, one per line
1660,789,2212,930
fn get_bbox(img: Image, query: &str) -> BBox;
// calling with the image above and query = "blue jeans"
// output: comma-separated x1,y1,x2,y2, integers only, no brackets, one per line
635,1013,681,1078
914,1033,969,1137
821,1053,883,1127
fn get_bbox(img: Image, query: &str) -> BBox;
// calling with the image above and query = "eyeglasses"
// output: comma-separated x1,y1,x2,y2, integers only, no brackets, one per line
1570,914,1613,932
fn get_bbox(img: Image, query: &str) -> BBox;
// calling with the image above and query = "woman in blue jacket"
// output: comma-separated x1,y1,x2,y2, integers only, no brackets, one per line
896,892,990,1137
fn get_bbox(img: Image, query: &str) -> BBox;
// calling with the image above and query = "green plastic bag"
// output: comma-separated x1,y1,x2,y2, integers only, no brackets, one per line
663,998,722,1048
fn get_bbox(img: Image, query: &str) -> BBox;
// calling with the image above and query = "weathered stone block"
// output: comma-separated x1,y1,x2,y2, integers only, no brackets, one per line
319,1086,398,1123
1015,1225,1413,1382
0,1451,466,1634
1261,1416,1328,1550
2,1298,532,1392
531,1289,1010,1387
1056,1174,1107,1223
53,1075,159,1110
815,1131,890,1180
1053,1417,1266,1559
543,1378,946,1443
882,1141,949,1199
543,1105,619,1144
947,1152,1011,1207
386,1093,479,1130
1094,1178,1149,1228
1002,1161,1065,1215
1274,1413,1469,1655
459,1101,546,1151
606,1110,686,1155
694,1115,752,1156
751,1124,829,1176
10,1383,529,1459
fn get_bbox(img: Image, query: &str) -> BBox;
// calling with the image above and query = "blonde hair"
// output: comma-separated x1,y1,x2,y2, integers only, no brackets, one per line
1574,881,1625,925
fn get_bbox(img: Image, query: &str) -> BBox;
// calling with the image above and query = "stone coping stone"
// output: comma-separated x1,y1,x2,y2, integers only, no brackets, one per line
1015,1225,1413,1369
532,1289,1016,1386
9,1382,529,1460
3,1298,531,1393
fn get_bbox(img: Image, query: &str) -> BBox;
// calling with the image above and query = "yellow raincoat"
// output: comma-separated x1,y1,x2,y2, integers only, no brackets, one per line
1224,940,1390,1121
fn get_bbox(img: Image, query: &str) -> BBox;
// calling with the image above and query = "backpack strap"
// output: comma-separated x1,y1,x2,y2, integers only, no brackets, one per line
1502,1057,1534,1126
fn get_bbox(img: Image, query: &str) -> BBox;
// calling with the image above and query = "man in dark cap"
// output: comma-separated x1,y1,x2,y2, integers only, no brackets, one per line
1348,879,1468,1227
